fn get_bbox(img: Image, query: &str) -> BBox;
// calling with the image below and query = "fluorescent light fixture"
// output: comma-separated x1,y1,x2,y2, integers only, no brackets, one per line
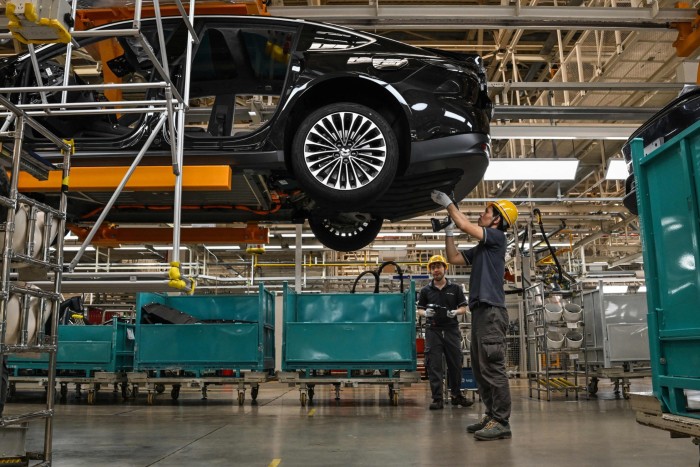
279,233,315,238
376,232,413,238
204,245,241,250
264,245,282,250
484,159,579,181
64,232,78,240
603,285,628,294
301,245,325,250
63,246,95,251
414,243,446,249
638,285,647,293
374,244,407,249
458,243,477,249
605,159,629,180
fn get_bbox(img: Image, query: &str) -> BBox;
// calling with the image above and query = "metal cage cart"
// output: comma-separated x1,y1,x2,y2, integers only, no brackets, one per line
582,284,651,399
524,283,588,401
279,280,420,407
6,319,135,404
0,113,71,464
130,283,275,405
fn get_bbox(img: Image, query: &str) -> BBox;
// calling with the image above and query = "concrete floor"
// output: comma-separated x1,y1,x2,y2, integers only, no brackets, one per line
4,378,699,466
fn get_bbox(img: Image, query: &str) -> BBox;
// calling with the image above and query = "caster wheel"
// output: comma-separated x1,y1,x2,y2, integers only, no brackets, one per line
121,383,129,400
300,392,307,407
171,386,180,400
238,392,245,406
147,393,155,405
87,392,95,405
60,384,68,400
155,384,166,394
251,386,259,401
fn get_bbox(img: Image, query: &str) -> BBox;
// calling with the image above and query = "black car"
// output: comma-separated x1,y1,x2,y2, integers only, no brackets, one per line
622,86,700,215
1,15,492,251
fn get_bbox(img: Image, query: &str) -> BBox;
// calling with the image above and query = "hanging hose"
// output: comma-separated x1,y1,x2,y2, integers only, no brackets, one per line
351,270,379,294
533,208,565,288
350,261,405,294
377,261,405,293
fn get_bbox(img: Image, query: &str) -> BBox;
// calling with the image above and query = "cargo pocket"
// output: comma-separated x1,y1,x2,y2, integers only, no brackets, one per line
482,335,505,363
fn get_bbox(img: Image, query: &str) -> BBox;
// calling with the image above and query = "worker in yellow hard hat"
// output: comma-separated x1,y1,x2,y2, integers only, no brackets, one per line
430,190,518,441
416,254,471,410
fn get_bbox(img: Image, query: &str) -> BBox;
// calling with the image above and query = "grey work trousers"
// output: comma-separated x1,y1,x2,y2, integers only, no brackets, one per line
470,304,511,423
425,326,463,401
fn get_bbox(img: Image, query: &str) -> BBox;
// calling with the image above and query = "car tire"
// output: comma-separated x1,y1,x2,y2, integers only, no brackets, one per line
308,213,383,252
292,103,399,209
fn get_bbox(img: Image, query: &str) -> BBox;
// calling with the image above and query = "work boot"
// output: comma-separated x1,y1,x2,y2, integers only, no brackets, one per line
429,399,444,410
451,394,474,407
466,415,492,433
474,419,512,441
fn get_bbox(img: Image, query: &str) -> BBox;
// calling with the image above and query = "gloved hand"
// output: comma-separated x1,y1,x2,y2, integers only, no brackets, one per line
444,221,456,237
447,309,458,319
423,308,435,318
431,190,454,208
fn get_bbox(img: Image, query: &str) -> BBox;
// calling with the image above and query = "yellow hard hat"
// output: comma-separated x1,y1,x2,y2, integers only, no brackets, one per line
427,254,448,269
489,199,518,227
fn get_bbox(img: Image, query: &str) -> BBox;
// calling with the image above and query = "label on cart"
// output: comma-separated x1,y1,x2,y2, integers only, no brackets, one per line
566,322,578,329
127,328,135,340
569,353,579,360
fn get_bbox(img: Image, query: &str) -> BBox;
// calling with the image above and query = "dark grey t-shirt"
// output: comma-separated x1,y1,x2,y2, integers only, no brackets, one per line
461,227,506,309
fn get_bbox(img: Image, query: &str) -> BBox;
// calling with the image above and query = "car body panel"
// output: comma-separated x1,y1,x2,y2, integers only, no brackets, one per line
2,15,492,249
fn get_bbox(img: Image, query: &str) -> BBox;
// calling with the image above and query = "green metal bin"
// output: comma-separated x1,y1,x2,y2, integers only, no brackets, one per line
134,284,274,375
632,120,700,419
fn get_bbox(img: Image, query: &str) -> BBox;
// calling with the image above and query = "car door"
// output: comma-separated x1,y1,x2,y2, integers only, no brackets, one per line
183,19,298,146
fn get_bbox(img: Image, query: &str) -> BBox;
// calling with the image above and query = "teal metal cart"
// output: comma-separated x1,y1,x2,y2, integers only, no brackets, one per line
131,283,275,405
279,281,419,406
632,120,700,419
7,320,135,404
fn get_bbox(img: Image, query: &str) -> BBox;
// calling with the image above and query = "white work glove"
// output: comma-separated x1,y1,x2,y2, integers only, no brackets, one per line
447,309,458,319
423,308,435,318
444,221,456,237
431,190,454,209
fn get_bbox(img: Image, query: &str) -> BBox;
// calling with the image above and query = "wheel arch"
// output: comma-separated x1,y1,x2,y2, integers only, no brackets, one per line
283,76,411,176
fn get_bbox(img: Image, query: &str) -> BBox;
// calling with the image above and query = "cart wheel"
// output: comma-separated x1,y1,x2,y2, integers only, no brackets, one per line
60,384,68,400
132,385,139,399
587,377,599,395
308,385,315,402
87,391,95,405
121,383,129,400
392,391,399,406
171,386,180,401
238,391,245,406
251,385,259,401
8,383,16,398
147,392,155,405
623,384,631,400
300,391,307,407
155,384,165,394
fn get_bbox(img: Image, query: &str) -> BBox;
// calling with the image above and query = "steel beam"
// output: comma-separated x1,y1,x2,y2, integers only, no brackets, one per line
494,105,660,121
489,82,688,91
490,125,636,139
68,224,269,247
268,5,694,30
16,165,232,192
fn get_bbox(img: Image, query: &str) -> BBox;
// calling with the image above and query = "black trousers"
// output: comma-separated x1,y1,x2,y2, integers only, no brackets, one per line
425,326,463,401
470,304,511,423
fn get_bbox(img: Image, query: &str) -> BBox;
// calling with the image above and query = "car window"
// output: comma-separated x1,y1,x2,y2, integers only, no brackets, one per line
186,25,296,138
